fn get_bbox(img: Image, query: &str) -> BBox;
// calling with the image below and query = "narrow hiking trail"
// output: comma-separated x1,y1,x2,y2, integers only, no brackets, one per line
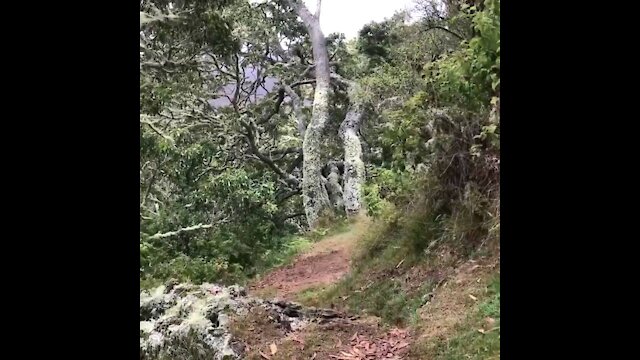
234,219,499,359
248,218,370,301
240,218,415,359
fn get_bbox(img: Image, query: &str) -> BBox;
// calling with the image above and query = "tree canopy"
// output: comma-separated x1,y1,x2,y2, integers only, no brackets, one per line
139,0,500,287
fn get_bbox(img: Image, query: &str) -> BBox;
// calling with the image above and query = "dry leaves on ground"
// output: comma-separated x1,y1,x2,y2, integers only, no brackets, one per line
329,328,411,359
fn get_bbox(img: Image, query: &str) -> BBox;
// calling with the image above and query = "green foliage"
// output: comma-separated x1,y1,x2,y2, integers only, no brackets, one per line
139,0,500,296
345,278,422,325
424,0,500,109
356,20,399,68
300,1,501,335
359,0,501,254
139,160,302,286
141,254,239,288
140,0,317,287
300,255,440,326
362,183,386,217
253,235,312,274
479,276,500,318
362,167,417,220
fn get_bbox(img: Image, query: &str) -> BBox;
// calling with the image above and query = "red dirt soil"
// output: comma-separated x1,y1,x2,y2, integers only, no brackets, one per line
249,218,369,300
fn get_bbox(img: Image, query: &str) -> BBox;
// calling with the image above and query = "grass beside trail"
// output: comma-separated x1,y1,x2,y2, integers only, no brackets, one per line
410,275,500,359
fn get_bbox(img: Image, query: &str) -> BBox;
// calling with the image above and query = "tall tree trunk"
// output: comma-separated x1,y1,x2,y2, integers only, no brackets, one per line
288,0,332,228
340,84,366,216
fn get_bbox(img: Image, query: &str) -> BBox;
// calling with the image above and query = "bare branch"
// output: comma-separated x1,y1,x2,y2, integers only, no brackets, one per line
194,165,231,183
270,147,302,156
284,212,306,220
140,118,175,144
256,88,286,125
145,223,214,240
277,189,302,202
232,54,242,112
424,25,465,40
329,73,356,88
141,158,170,208
240,118,300,187
283,85,307,138
329,49,339,61
290,79,316,88
210,56,237,78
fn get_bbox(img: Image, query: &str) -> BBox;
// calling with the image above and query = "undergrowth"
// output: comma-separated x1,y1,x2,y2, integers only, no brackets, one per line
410,276,500,359
141,328,219,360
251,235,313,275
140,217,350,290
297,135,499,329
297,177,498,323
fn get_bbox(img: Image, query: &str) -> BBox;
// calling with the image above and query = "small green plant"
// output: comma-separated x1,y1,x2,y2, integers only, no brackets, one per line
295,286,328,306
254,235,312,273
309,216,351,241
479,276,500,318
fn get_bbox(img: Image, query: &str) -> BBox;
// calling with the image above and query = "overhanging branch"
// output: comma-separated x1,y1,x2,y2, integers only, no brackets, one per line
240,119,300,187
424,25,465,40
140,119,175,144
145,223,213,240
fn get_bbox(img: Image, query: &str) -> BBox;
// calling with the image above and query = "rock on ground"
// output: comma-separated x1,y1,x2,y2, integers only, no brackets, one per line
140,281,347,360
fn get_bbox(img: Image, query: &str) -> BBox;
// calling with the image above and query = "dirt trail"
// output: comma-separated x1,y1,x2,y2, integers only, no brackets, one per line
248,217,370,301
237,219,499,359
239,217,415,359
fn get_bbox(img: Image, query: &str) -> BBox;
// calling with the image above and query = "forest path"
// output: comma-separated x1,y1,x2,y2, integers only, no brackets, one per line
248,216,370,301
240,217,414,359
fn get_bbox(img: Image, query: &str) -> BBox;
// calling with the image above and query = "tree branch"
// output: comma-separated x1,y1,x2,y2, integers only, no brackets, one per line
329,73,356,87
424,25,465,40
140,119,175,144
232,54,241,112
290,79,316,88
256,88,286,125
284,212,306,220
270,147,302,157
277,189,302,202
283,85,307,138
194,164,231,182
240,119,300,187
145,223,214,240
140,158,169,208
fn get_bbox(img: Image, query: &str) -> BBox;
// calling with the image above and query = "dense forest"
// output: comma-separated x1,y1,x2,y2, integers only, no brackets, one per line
140,0,499,358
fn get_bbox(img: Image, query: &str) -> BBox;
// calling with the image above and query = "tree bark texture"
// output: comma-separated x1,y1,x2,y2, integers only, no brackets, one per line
339,84,366,216
288,0,333,228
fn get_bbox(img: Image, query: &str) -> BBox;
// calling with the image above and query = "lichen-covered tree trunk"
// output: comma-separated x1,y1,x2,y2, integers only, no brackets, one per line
289,0,333,228
339,90,366,216
325,162,345,212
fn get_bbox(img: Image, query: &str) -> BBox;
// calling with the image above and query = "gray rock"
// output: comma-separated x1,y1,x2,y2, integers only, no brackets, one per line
140,283,347,360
